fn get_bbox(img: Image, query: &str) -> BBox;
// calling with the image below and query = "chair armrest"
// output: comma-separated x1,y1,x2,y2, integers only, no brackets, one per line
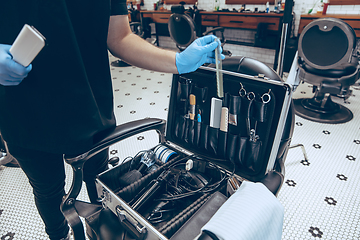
64,118,166,165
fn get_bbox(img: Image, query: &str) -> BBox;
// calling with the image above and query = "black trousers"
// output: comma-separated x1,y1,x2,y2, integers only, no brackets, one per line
7,144,109,240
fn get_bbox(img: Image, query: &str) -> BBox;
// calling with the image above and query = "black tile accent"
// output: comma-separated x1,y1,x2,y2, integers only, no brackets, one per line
1,232,15,240
309,227,323,238
313,144,321,149
110,150,118,155
300,159,310,166
285,179,296,187
346,155,356,161
336,174,348,181
324,197,337,206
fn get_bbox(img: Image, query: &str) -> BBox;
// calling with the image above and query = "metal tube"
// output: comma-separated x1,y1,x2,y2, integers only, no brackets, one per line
276,23,289,78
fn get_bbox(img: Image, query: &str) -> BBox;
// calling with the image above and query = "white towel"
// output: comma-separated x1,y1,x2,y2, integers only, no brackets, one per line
201,181,284,240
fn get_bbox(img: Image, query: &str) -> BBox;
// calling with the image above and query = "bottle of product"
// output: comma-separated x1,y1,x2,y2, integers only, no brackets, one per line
266,2,270,13
274,1,281,13
277,1,282,12
215,0,220,11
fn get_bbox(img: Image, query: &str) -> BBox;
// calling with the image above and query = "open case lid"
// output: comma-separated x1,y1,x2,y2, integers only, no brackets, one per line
165,58,292,181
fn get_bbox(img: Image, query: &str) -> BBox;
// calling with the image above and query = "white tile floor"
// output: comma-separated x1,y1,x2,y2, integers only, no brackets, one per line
1,53,360,239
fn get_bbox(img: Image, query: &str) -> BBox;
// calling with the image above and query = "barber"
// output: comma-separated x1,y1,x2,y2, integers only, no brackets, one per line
0,1,223,239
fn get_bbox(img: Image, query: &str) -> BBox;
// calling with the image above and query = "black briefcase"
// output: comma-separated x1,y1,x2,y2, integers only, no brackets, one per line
61,57,294,240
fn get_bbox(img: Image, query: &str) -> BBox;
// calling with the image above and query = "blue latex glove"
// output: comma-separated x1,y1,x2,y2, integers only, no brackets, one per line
176,35,225,74
0,44,32,86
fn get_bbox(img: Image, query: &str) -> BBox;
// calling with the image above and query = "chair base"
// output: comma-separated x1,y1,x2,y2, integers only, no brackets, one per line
294,97,353,124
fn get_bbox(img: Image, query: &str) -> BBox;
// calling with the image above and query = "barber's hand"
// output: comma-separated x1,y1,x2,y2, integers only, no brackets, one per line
176,35,225,75
0,44,32,86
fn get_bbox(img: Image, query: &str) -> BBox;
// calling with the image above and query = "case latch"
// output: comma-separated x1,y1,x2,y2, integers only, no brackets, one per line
116,206,147,240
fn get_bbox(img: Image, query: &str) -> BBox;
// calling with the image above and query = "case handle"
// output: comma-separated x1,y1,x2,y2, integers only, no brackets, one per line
116,206,147,240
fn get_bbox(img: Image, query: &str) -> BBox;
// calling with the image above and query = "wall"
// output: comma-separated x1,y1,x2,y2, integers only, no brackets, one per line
141,0,360,69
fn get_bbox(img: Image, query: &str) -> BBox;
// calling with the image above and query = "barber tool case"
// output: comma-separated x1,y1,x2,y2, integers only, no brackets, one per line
94,57,293,240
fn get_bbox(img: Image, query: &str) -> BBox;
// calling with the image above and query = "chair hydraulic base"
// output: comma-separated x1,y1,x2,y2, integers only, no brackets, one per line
294,95,353,124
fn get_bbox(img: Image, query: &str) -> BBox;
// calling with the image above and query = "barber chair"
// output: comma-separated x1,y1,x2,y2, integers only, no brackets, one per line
60,57,294,240
294,18,360,124
168,5,231,56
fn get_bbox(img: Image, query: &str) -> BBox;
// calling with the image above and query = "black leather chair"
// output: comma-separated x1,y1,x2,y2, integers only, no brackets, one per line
168,5,231,56
60,57,294,240
294,17,360,124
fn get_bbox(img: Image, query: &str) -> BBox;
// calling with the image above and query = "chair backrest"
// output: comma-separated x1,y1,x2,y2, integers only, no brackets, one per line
168,5,196,48
298,18,357,71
